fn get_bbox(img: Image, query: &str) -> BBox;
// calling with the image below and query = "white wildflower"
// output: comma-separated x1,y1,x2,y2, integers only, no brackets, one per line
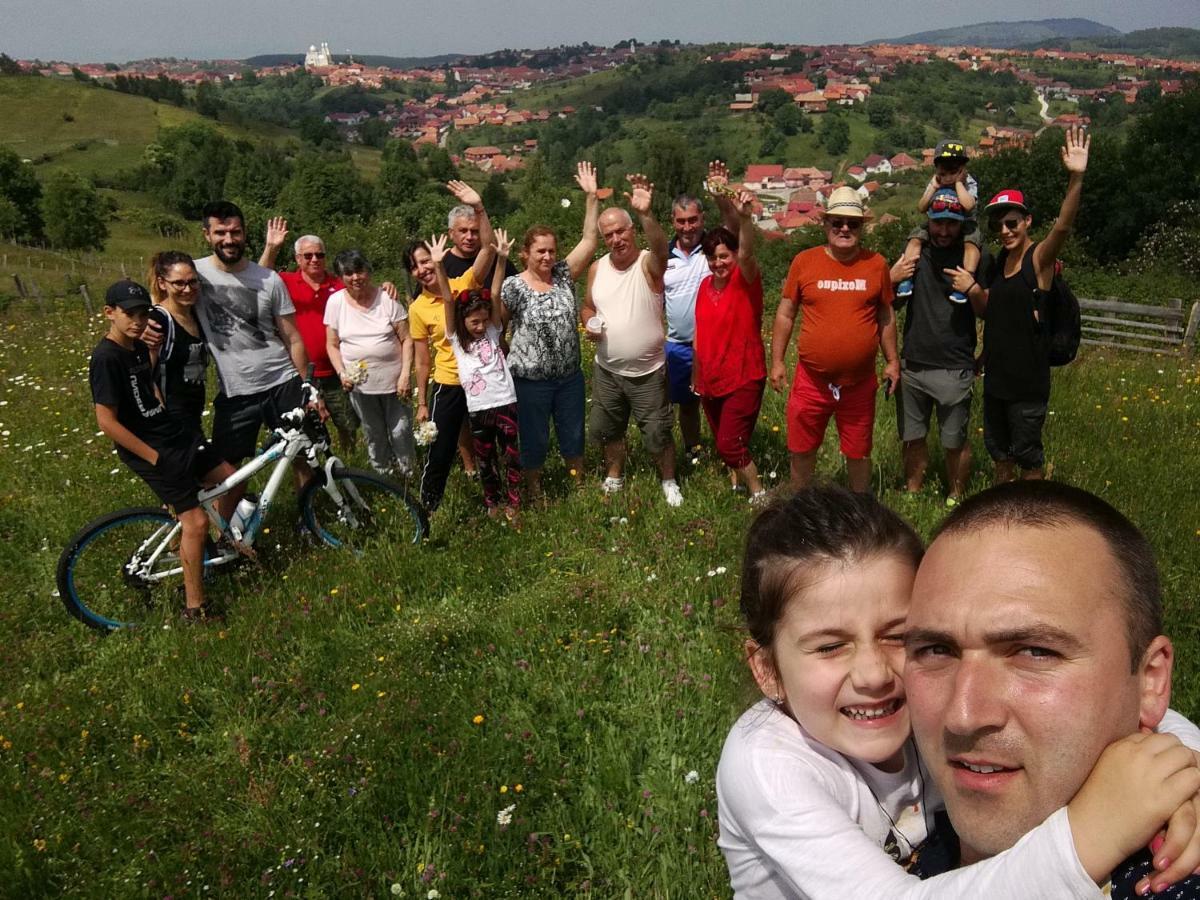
684,769,700,784
560,198,571,208
414,420,439,446
497,803,516,826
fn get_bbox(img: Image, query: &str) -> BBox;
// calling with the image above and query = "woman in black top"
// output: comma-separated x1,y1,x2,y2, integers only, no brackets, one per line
147,251,209,435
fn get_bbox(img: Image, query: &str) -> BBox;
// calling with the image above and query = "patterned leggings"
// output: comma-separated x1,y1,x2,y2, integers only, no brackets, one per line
469,402,522,509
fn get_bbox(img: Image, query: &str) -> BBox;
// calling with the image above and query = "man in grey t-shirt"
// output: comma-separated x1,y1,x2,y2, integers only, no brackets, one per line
193,200,311,464
890,188,982,505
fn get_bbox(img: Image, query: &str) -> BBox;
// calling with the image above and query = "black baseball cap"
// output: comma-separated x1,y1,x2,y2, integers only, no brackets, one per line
104,279,153,312
934,139,968,162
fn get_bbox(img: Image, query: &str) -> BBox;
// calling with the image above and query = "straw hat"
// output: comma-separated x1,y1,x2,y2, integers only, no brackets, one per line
822,186,873,220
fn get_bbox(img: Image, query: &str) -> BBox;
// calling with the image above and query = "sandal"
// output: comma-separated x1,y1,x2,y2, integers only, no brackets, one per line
180,603,224,624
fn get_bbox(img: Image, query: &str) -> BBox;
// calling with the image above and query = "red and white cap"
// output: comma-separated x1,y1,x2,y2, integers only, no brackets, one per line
984,189,1029,214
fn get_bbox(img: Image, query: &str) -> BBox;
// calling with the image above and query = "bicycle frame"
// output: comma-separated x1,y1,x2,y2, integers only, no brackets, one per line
127,386,335,583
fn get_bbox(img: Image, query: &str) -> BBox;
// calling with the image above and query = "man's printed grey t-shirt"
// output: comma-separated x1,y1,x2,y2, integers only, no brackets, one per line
195,256,297,398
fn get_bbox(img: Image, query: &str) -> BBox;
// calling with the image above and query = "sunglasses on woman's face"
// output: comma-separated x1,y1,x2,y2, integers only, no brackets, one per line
826,218,863,231
164,278,200,289
990,216,1024,233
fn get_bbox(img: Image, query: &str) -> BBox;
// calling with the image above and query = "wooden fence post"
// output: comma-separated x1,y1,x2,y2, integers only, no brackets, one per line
12,274,26,297
1183,301,1200,359
79,284,94,316
29,278,45,311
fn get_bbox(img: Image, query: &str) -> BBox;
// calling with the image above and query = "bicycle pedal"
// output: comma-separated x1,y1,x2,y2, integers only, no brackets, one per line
217,536,258,562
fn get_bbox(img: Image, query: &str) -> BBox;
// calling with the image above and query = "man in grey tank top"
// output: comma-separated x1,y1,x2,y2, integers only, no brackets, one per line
579,176,683,507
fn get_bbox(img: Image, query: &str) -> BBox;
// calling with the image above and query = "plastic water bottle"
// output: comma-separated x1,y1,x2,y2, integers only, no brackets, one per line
230,496,259,540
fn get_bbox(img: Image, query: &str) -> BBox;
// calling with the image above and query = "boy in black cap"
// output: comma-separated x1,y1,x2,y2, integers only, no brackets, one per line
897,139,981,302
89,279,236,620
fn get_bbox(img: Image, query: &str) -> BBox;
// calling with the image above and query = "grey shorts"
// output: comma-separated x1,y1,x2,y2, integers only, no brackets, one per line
895,364,973,448
588,364,674,455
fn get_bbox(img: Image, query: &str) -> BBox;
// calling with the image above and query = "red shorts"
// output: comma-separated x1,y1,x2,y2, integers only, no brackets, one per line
700,378,764,469
786,363,877,459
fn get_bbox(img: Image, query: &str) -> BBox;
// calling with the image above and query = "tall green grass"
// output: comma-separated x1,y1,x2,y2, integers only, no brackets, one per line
0,295,1197,897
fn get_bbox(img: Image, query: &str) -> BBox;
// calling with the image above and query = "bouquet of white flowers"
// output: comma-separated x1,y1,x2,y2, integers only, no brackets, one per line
343,359,368,386
414,420,439,447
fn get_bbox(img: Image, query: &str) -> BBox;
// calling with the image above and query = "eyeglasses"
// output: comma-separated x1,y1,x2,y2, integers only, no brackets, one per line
826,218,863,231
990,217,1024,233
300,252,327,261
164,278,200,289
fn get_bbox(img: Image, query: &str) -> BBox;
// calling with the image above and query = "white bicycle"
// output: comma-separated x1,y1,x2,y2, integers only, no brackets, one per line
56,378,427,632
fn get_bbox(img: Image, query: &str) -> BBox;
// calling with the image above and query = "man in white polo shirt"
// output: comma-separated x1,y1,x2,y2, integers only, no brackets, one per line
580,175,680,506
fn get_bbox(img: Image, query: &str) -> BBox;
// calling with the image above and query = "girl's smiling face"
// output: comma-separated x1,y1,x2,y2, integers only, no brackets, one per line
748,552,916,771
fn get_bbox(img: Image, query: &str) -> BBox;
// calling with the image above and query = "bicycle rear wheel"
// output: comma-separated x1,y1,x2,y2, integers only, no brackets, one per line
300,467,428,553
56,507,192,632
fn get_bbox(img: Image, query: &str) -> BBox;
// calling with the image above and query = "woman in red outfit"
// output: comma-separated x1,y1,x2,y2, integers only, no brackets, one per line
692,187,767,505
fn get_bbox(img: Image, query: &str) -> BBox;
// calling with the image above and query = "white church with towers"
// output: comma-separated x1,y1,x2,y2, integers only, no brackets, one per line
304,42,334,68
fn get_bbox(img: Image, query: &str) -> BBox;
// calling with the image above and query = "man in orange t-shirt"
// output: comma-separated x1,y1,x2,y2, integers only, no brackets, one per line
769,187,899,492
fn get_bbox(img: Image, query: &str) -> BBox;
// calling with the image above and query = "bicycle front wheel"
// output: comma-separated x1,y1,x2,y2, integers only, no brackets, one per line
57,507,186,632
300,467,428,553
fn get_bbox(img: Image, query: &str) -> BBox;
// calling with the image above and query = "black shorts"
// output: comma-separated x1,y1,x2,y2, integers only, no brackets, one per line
212,376,304,463
983,393,1047,469
123,434,226,513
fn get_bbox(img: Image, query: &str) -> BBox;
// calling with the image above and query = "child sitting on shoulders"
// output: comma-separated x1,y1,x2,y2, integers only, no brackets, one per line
430,229,522,521
897,139,981,304
89,280,236,622
717,485,1200,899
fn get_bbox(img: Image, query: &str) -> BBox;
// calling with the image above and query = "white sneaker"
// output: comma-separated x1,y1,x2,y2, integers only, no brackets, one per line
749,490,769,509
661,479,683,507
602,475,624,495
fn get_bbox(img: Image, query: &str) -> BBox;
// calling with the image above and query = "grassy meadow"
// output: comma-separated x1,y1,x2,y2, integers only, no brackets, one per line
0,260,1198,897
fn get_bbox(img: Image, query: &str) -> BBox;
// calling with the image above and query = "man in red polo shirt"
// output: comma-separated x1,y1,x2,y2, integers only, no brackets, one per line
769,187,899,492
260,218,358,450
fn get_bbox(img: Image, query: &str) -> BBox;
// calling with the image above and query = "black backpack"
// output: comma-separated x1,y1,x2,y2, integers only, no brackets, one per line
997,242,1081,367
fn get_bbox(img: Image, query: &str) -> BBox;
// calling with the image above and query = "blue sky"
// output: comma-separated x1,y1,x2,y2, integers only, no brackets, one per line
6,0,1198,62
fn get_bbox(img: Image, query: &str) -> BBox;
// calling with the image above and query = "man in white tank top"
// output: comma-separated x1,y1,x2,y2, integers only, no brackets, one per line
580,176,682,506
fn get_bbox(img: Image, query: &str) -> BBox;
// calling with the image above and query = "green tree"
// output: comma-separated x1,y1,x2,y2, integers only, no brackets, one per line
193,81,223,118
644,131,704,215
757,88,793,115
773,102,802,136
0,196,23,240
276,153,373,233
224,141,292,210
41,171,108,250
419,145,459,182
1136,81,1162,106
867,97,896,129
481,174,514,218
298,115,341,148
819,114,850,156
0,146,44,241
151,123,234,218
0,53,25,76
358,118,390,150
377,140,425,209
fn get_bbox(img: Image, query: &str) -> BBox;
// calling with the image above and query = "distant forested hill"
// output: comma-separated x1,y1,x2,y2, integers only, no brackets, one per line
884,17,1120,48
1033,27,1200,60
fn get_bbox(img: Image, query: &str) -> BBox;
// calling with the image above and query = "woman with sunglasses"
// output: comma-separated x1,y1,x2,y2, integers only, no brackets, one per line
146,250,209,434
945,124,1090,483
